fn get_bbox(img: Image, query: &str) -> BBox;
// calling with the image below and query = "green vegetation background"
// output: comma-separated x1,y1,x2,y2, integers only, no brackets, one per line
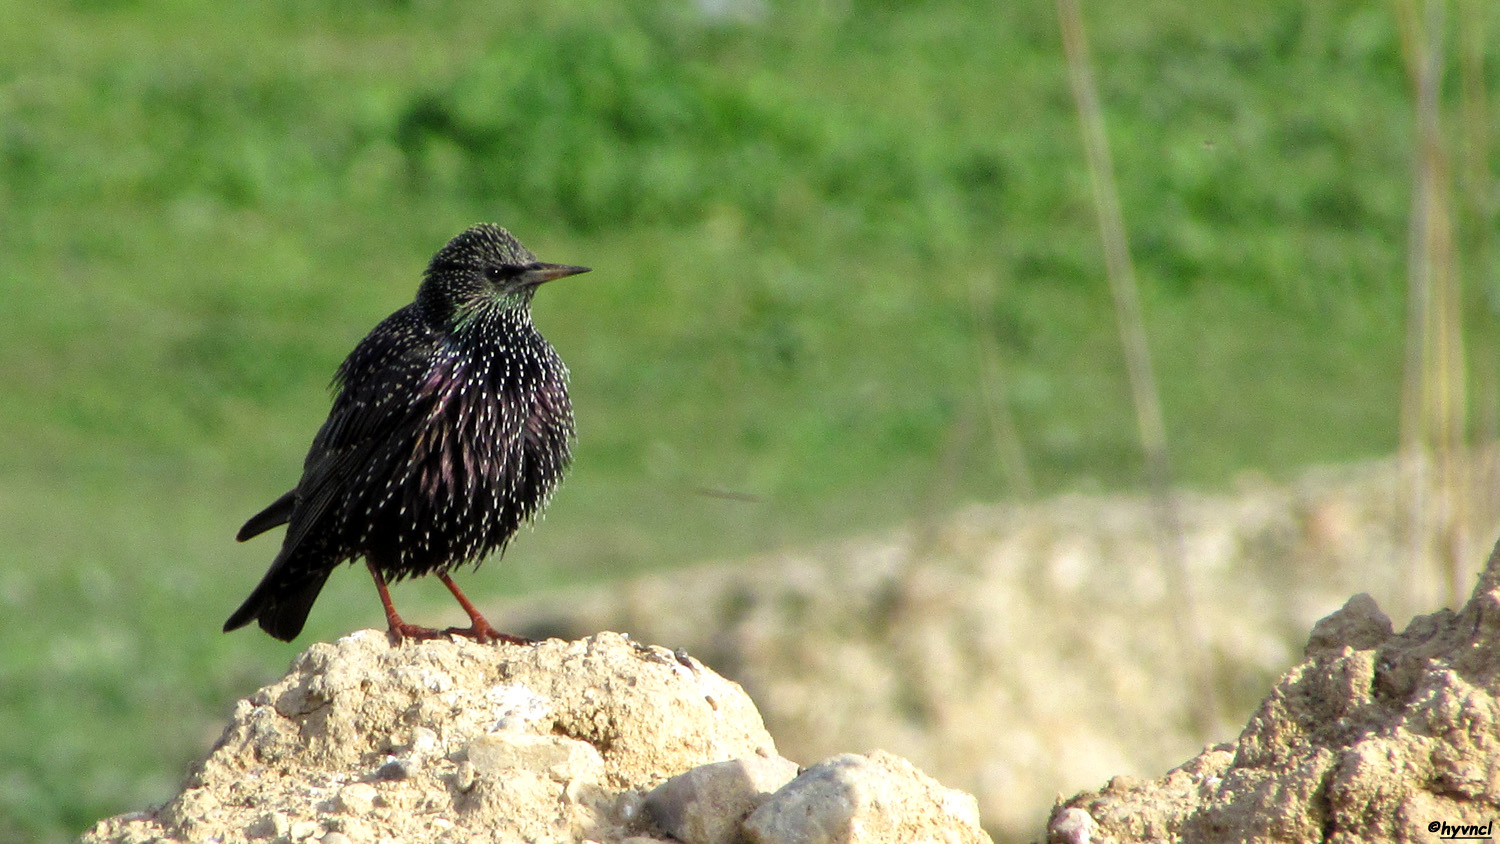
1,0,1493,840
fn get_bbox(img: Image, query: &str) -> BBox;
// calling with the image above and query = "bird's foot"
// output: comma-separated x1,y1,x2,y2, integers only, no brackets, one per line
444,622,533,646
386,621,450,644
434,572,533,645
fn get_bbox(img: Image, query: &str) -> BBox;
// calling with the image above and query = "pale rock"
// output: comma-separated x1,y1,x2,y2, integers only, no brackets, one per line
645,755,801,844
464,731,605,784
1046,806,1098,844
745,750,989,844
337,783,378,815
407,726,440,757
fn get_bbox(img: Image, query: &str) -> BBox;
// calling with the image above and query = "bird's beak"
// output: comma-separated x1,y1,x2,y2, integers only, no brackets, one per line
525,263,591,285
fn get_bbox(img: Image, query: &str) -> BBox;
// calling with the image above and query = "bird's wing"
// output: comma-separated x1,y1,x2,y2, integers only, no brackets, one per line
237,488,297,541
276,307,446,558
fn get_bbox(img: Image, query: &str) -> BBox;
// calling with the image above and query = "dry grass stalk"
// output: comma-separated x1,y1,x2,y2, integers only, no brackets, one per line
1054,0,1220,735
1396,0,1479,612
967,273,1035,500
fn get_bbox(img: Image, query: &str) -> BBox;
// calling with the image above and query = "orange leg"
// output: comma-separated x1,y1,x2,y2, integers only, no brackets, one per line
367,560,446,643
438,573,532,646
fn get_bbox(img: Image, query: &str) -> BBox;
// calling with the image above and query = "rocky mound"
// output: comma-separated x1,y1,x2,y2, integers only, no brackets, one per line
501,459,1500,842
81,631,989,844
1046,542,1500,844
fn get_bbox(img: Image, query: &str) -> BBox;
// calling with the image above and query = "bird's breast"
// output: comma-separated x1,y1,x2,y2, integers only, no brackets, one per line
412,341,571,487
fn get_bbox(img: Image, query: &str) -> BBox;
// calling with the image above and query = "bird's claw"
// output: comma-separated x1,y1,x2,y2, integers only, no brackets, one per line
386,621,450,644
444,624,533,646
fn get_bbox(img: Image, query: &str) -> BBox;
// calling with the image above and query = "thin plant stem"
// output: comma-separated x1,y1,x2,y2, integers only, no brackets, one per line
1399,0,1472,610
967,273,1035,499
1054,0,1219,736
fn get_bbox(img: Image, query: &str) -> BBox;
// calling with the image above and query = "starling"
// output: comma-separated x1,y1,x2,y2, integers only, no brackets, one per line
225,224,588,643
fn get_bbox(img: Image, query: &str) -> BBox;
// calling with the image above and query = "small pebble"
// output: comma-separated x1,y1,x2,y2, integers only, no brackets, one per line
1048,807,1099,844
267,812,290,839
613,790,645,824
288,819,319,841
337,819,373,843
322,834,353,844
338,783,379,815
453,761,477,793
374,758,410,781
409,726,439,755
562,777,592,805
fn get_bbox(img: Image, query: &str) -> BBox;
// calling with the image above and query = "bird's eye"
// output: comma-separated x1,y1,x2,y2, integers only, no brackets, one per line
483,265,519,283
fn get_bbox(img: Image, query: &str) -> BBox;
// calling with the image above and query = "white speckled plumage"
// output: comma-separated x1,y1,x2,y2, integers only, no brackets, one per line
226,224,585,641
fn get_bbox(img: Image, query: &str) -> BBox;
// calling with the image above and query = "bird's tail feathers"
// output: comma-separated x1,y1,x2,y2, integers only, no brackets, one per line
223,562,332,642
237,489,297,542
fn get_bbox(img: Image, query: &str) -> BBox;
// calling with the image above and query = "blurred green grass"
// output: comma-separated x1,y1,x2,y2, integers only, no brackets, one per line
0,0,1490,840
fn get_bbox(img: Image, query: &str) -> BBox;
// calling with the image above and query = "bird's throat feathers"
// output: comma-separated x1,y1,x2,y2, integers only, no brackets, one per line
449,289,533,336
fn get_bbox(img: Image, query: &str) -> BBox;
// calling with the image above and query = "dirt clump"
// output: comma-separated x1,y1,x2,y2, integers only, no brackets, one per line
501,460,1499,841
80,631,989,844
1046,543,1500,843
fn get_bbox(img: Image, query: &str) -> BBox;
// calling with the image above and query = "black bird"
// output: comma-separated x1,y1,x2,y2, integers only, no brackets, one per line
225,224,588,643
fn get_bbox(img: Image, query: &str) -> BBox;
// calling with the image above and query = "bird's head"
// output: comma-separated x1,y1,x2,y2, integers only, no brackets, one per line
417,223,589,328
